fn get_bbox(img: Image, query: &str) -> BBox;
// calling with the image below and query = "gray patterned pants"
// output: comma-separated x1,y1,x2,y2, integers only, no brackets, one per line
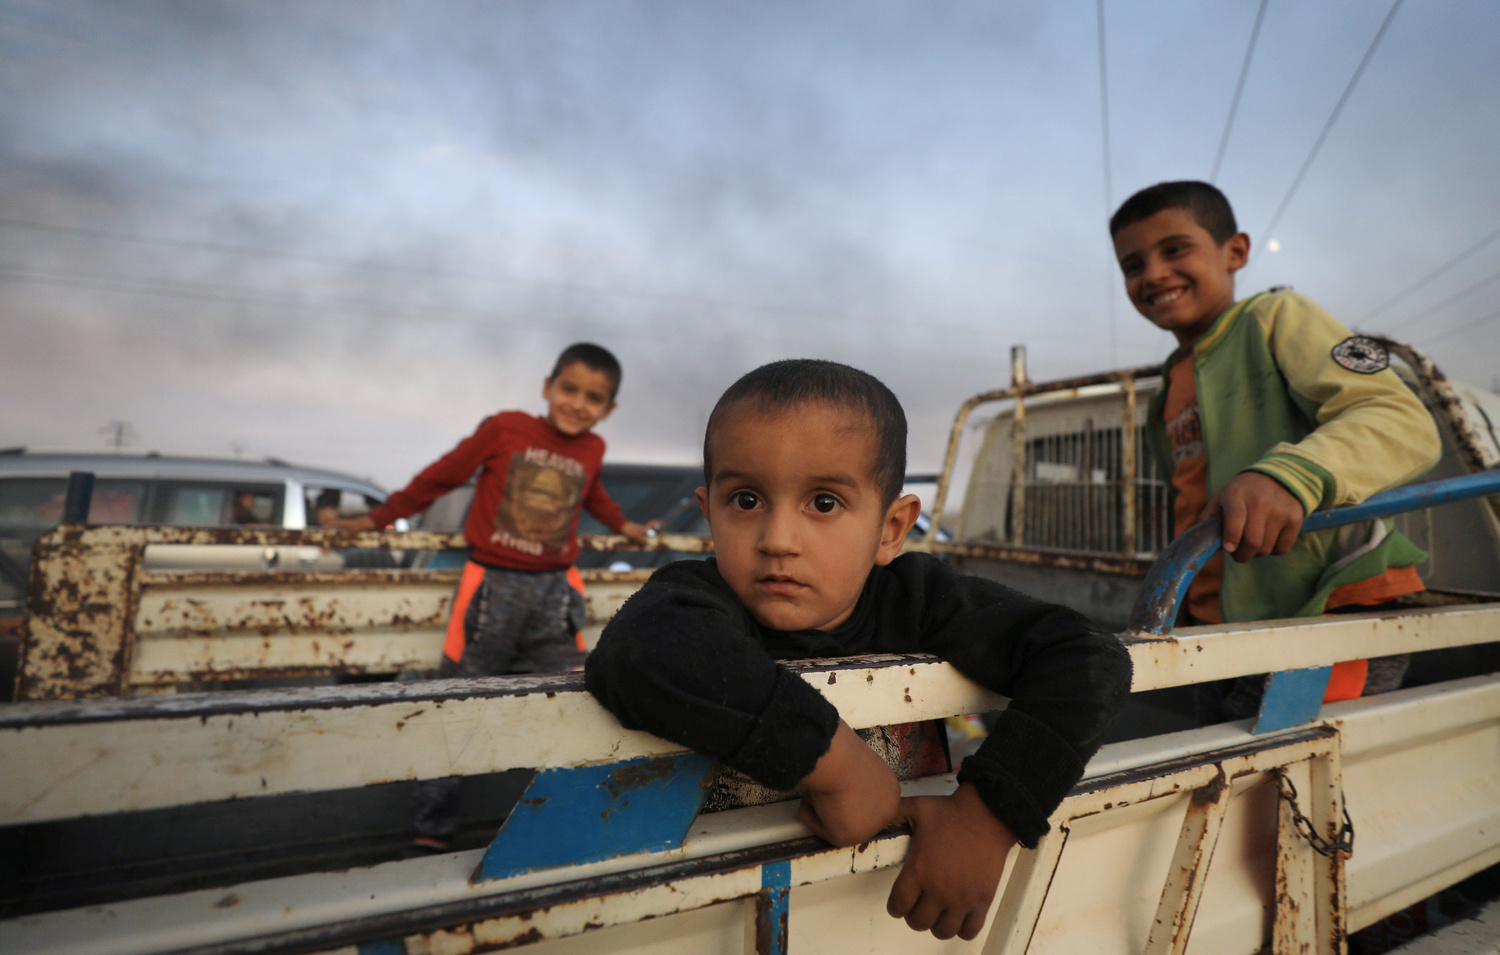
414,566,587,842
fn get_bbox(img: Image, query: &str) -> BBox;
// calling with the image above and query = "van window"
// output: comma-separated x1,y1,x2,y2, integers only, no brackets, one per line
157,483,283,526
0,478,66,527
306,487,379,525
0,477,147,527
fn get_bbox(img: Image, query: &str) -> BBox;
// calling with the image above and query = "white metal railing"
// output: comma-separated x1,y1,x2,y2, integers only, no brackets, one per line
12,524,710,700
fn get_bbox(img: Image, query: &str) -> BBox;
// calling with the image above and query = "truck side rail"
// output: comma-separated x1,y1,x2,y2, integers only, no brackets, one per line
13,526,712,701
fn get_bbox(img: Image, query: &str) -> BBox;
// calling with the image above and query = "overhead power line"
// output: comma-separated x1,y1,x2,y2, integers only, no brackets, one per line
1095,0,1113,215
1259,0,1404,244
0,215,843,323
1383,267,1500,335
1361,225,1500,324
1211,0,1270,182
1096,0,1117,365
1427,307,1500,346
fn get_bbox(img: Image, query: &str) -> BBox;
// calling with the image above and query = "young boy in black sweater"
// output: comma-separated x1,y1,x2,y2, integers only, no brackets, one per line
585,359,1132,941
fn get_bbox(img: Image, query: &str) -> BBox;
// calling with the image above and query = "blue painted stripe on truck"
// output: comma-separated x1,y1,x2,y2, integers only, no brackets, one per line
1253,667,1335,734
472,753,717,884
758,860,792,955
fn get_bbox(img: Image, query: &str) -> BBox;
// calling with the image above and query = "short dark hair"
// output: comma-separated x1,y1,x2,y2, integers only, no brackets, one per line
551,343,622,400
703,359,907,506
1110,180,1239,244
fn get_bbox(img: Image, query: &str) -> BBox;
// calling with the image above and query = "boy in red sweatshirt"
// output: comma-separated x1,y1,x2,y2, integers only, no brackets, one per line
330,342,656,850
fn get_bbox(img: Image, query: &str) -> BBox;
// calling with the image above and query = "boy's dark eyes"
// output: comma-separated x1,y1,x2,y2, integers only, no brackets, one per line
729,491,761,510
810,493,842,514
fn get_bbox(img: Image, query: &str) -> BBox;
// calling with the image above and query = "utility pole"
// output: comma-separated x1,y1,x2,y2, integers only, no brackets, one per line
100,420,138,449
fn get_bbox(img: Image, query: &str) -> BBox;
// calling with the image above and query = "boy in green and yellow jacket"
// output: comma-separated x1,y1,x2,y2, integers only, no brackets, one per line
1110,181,1441,717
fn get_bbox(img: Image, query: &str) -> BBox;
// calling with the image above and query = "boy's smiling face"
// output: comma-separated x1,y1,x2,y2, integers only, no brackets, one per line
542,361,616,436
1113,207,1250,347
698,402,920,633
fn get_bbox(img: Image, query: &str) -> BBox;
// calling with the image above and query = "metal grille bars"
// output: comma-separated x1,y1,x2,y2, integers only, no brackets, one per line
918,347,1164,560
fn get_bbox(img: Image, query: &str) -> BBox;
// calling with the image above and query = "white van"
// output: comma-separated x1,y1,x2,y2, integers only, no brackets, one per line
0,448,390,619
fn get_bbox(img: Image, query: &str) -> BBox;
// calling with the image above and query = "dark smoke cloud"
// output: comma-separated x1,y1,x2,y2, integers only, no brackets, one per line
1,0,1497,490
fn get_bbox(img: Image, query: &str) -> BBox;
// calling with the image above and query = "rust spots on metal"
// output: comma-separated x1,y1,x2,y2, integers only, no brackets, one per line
1191,768,1229,806
754,890,786,955
903,688,912,703
212,893,241,908
16,528,144,700
17,522,678,700
1369,336,1500,477
576,533,712,554
826,673,836,685
1272,865,1310,954
498,926,544,948
604,757,677,799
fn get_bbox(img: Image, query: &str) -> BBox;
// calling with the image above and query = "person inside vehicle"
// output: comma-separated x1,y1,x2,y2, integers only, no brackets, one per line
312,488,341,528
230,490,267,525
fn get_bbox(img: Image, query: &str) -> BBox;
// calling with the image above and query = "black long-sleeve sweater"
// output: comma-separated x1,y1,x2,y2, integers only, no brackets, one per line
584,553,1133,847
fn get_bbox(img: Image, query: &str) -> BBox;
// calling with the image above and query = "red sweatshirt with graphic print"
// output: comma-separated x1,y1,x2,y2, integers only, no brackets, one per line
367,412,628,572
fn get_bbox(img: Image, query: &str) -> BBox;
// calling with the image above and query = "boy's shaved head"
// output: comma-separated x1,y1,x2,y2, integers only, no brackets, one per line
551,342,622,400
704,359,907,506
1110,181,1239,244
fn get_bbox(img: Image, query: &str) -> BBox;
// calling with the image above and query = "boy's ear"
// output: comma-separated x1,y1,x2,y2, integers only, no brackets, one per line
1225,232,1251,271
541,377,553,400
695,486,711,524
874,494,922,566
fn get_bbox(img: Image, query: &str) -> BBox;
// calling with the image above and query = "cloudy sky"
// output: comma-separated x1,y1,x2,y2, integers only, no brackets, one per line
1,0,1496,490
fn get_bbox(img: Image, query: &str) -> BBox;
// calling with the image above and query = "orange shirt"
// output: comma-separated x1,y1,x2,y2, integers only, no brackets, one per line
1164,358,1225,624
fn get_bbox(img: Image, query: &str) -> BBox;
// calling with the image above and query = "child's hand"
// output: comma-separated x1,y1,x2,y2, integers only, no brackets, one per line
1200,471,1305,563
797,721,900,847
325,515,376,533
887,782,1015,940
619,520,663,545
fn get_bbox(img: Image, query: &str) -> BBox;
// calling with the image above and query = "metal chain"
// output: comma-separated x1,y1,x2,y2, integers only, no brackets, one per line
1274,768,1354,859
